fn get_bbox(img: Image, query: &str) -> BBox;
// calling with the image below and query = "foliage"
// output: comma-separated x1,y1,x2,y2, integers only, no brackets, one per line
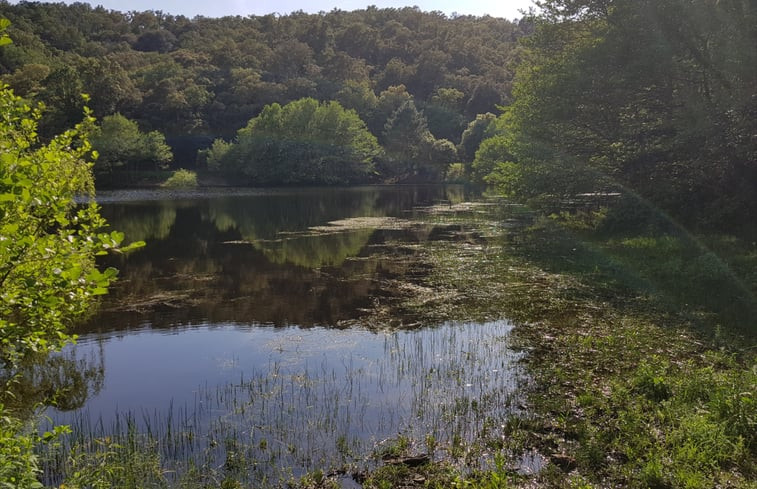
0,3,525,164
0,17,139,475
0,87,128,371
0,407,57,489
200,138,232,172
485,0,757,230
0,80,140,488
214,98,382,185
424,92,467,143
457,112,497,164
445,162,466,183
90,114,172,177
381,99,457,182
162,169,198,188
59,437,167,489
471,134,512,184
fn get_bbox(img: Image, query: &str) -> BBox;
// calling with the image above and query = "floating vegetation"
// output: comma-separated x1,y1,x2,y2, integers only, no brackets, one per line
308,216,416,233
44,187,756,487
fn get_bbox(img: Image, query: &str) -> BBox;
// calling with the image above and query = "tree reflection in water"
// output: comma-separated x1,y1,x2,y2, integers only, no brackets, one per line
2,345,104,417
80,185,471,333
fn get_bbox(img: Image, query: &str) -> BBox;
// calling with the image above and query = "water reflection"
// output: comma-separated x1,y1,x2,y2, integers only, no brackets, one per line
84,186,471,333
45,321,522,485
36,186,520,487
2,348,104,417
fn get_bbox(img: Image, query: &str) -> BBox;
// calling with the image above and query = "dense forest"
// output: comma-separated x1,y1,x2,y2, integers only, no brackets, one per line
0,1,526,182
487,0,757,232
2,1,753,231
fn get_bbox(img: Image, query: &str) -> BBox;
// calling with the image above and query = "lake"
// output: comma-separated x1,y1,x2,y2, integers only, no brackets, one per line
40,186,527,485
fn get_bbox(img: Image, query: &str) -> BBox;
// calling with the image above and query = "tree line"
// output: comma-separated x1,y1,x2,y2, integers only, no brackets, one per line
1,0,754,226
0,1,528,183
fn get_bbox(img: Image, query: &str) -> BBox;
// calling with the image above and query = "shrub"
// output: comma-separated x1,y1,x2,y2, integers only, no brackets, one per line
162,169,198,188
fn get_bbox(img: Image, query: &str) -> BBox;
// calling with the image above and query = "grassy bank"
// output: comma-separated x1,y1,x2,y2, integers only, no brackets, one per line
369,206,756,488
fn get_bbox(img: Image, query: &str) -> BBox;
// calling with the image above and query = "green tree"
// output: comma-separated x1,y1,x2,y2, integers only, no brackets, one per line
371,84,413,141
381,99,429,180
77,56,142,119
0,79,140,486
90,113,172,178
0,63,50,98
201,137,233,171
424,103,466,144
424,87,466,143
382,99,457,182
492,0,757,227
458,112,496,164
471,134,514,185
217,98,381,185
335,79,378,124
37,65,85,138
424,137,458,180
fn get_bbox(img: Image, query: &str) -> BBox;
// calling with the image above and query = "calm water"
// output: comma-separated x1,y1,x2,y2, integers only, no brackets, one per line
41,186,524,484
78,185,473,331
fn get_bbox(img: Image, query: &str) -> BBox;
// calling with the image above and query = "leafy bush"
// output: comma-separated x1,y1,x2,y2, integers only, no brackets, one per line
217,98,382,185
445,162,465,183
162,169,198,188
0,64,137,489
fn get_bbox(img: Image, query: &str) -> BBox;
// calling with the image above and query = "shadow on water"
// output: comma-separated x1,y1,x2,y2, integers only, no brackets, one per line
1,349,105,417
494,203,757,339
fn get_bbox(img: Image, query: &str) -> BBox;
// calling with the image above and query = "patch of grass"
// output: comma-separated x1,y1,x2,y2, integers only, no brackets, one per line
59,437,167,489
361,460,480,489
373,435,411,460
292,469,340,488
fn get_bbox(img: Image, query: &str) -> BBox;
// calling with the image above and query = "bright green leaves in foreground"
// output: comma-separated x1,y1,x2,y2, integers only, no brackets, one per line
0,80,144,488
0,85,137,370
207,98,382,185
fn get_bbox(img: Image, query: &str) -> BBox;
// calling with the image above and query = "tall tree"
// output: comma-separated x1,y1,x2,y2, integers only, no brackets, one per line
212,98,382,185
457,112,497,164
382,99,457,181
491,0,757,227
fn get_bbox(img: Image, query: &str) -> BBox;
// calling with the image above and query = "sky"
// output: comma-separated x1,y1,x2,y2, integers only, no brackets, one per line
50,0,537,20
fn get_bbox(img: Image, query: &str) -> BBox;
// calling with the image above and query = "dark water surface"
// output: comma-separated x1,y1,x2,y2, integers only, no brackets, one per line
42,186,524,484
80,185,472,331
